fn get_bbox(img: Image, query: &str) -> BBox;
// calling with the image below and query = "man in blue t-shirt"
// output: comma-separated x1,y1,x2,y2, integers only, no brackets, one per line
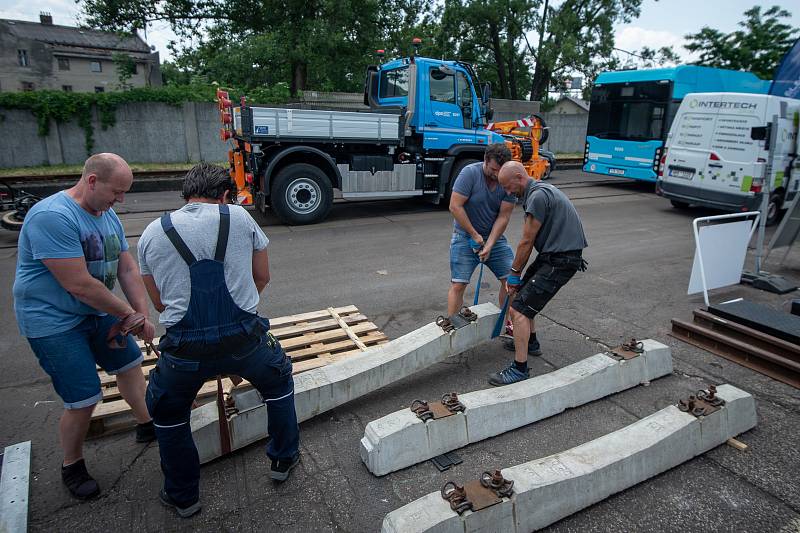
13,153,156,501
448,143,515,317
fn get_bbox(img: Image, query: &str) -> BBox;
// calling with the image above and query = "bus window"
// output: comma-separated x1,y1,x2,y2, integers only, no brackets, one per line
587,81,672,141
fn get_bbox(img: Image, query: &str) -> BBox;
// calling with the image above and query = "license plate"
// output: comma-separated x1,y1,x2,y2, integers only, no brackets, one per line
608,168,625,176
669,168,694,179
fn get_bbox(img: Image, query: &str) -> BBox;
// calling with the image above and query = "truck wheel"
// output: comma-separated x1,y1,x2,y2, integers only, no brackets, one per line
271,163,333,225
0,210,24,231
670,200,690,209
444,158,480,208
766,193,782,226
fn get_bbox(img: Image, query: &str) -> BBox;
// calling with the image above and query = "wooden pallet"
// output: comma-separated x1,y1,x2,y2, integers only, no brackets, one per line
88,305,388,437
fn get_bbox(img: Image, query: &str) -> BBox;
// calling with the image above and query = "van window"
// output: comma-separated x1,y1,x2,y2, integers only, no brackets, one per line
672,113,716,149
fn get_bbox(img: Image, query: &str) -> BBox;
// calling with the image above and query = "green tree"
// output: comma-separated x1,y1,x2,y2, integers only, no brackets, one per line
437,0,538,100
79,0,426,95
527,0,643,101
685,5,799,80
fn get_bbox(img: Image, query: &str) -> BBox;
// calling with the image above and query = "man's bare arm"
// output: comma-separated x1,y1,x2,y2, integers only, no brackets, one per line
449,191,482,243
141,275,165,313
480,201,515,261
43,257,135,318
511,215,542,274
117,251,150,315
253,249,270,294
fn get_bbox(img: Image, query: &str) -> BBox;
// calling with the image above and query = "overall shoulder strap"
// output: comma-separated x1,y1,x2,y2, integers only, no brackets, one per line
160,213,197,266
214,204,230,262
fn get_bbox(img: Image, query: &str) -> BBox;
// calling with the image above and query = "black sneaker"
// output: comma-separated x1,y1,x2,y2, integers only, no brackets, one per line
488,363,530,386
270,453,300,482
61,459,100,500
136,420,156,443
159,488,202,518
502,337,542,357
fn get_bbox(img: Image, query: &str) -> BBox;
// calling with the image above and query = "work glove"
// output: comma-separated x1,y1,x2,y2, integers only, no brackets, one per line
507,274,522,294
468,237,484,254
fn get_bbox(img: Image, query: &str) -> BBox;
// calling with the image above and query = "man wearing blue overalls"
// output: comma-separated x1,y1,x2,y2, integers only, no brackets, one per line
138,163,300,518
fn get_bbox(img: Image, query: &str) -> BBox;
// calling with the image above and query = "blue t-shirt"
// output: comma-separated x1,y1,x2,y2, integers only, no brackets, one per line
13,191,129,338
452,162,516,237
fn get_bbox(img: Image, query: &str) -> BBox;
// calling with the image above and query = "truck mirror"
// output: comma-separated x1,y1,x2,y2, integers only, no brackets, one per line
482,83,492,103
750,126,768,141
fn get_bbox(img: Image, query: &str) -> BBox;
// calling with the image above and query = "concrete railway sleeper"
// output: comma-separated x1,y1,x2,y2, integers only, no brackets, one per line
360,339,673,476
381,384,757,533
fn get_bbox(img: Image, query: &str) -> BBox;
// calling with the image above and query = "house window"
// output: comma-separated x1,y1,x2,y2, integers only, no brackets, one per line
62,85,73,92
58,57,70,71
21,81,35,91
18,49,29,67
91,61,102,72
94,86,104,93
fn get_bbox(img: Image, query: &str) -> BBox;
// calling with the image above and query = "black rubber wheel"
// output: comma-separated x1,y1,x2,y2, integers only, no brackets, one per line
270,163,333,225
444,158,480,208
542,160,552,180
1,210,24,231
670,200,690,209
766,193,782,227
533,113,549,146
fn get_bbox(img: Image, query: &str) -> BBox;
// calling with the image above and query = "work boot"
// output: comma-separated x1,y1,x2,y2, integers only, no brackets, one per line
61,459,100,500
502,337,542,357
135,420,156,443
270,453,300,482
488,363,530,387
159,488,202,518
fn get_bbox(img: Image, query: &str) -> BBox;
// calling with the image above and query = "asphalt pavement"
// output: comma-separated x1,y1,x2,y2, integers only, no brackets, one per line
0,169,798,532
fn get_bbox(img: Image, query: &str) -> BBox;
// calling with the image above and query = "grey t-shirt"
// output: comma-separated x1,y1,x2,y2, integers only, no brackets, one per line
523,181,588,253
452,162,516,237
138,203,269,326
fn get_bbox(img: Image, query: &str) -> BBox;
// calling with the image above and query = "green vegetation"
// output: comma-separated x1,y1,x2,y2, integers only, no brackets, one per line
0,84,288,156
0,161,227,177
685,5,799,80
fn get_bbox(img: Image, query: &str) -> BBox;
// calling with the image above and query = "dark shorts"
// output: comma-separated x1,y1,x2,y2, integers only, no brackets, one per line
511,250,586,318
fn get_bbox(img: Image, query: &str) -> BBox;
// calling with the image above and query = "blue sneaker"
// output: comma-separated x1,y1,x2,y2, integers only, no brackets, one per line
488,363,530,386
502,337,542,357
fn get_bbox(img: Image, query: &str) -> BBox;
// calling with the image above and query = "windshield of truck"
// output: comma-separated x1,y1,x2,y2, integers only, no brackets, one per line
379,67,408,98
587,80,673,141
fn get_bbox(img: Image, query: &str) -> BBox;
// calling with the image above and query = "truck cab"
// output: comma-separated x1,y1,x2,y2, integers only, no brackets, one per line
364,56,505,150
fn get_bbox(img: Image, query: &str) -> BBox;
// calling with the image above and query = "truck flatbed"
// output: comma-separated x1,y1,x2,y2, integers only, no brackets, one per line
235,106,403,144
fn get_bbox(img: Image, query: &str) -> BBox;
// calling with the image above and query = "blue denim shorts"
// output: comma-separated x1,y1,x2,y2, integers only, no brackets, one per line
450,231,514,284
28,314,144,409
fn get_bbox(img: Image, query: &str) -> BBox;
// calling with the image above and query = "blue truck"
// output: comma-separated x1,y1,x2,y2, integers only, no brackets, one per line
218,45,548,225
583,65,771,182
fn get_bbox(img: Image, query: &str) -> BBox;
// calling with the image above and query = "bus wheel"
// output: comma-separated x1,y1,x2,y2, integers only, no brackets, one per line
271,163,333,225
670,200,690,209
766,193,782,226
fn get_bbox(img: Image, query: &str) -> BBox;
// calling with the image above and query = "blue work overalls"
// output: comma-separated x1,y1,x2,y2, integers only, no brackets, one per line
146,204,299,507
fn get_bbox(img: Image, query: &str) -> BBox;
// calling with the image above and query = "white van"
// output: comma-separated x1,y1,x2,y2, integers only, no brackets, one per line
657,92,799,224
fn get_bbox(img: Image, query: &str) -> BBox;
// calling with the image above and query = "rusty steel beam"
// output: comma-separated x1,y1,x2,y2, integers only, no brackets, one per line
670,317,800,389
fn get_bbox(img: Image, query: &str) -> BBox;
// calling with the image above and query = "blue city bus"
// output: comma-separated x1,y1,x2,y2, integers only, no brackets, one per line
583,65,771,182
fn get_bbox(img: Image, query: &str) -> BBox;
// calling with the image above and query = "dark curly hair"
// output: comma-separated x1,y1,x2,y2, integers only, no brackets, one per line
182,162,236,202
484,143,512,166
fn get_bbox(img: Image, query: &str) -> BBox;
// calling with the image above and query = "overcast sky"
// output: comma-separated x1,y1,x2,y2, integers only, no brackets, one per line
2,0,799,65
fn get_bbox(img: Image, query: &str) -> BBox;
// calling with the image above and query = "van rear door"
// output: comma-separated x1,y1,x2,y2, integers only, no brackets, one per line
665,93,766,196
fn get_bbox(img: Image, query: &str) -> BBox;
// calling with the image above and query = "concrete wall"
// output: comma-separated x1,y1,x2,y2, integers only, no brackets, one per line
541,112,588,154
0,95,590,168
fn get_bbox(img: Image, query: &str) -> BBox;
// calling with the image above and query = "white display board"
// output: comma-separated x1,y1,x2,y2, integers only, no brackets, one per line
688,219,752,295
